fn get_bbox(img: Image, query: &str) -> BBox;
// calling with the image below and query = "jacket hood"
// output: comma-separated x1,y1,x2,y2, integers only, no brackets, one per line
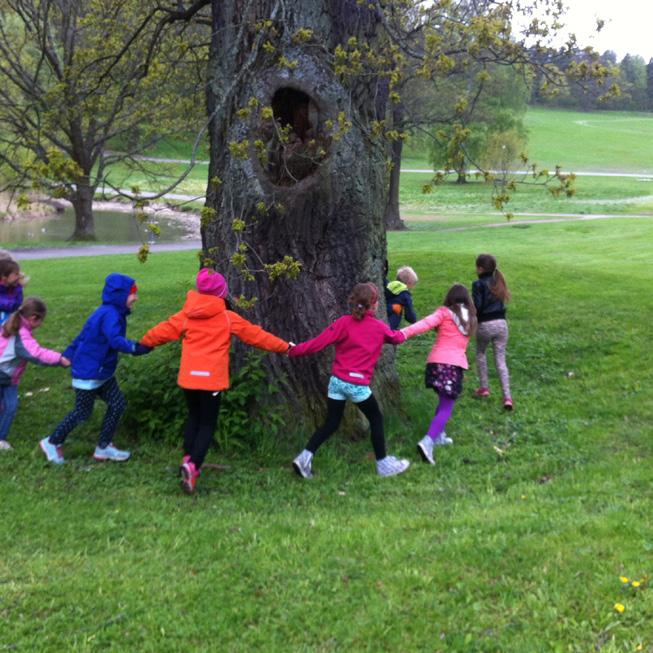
182,290,226,319
102,273,136,312
387,280,408,295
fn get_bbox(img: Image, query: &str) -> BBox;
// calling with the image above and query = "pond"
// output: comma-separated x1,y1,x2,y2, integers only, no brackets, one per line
0,207,198,244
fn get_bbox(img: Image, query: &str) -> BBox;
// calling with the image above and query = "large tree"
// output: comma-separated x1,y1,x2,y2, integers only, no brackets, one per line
0,0,209,239
201,0,575,426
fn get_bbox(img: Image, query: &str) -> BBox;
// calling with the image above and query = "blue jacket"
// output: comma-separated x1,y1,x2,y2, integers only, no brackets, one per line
0,283,23,325
64,273,139,380
384,280,417,330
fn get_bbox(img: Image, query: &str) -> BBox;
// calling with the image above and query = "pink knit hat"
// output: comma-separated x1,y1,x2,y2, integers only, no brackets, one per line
196,268,229,298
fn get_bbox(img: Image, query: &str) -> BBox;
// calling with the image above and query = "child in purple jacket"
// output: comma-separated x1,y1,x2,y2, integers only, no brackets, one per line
289,282,410,478
0,258,24,326
0,298,70,450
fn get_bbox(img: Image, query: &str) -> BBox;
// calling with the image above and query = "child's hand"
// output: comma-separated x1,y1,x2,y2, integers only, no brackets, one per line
60,356,71,367
133,343,153,356
286,342,296,355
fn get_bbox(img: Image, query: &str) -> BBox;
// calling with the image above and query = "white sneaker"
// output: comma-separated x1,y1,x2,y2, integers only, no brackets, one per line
434,431,453,446
93,443,130,462
40,437,64,464
416,436,435,464
376,455,410,477
292,450,313,479
0,440,11,450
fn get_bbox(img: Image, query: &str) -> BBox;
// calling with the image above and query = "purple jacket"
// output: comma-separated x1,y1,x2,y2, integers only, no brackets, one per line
0,284,23,325
0,317,62,385
289,313,405,385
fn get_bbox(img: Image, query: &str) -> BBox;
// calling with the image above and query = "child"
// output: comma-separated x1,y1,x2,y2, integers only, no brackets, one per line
290,282,410,478
40,273,151,464
472,254,512,410
385,265,418,330
0,258,24,326
0,298,70,450
401,284,477,465
140,268,290,494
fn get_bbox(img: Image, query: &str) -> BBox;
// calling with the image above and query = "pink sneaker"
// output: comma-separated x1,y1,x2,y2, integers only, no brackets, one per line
475,387,490,397
503,397,513,410
180,461,199,494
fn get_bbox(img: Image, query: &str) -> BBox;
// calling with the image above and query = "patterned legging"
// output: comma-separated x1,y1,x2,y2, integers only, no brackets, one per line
49,377,126,448
476,319,511,398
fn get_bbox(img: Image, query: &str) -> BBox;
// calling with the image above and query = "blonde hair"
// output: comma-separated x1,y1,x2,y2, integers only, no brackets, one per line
396,266,418,286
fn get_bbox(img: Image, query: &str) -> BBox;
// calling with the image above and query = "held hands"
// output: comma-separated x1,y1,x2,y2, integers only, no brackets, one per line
133,343,153,356
285,342,296,356
60,356,71,368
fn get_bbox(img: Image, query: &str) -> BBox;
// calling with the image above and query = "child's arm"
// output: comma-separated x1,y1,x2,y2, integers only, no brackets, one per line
382,323,407,345
140,311,186,348
14,326,63,366
288,319,344,358
401,307,445,340
102,311,146,355
402,291,417,324
228,311,289,353
471,280,483,312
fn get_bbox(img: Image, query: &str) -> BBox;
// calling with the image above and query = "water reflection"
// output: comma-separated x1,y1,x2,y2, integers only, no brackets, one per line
0,208,197,244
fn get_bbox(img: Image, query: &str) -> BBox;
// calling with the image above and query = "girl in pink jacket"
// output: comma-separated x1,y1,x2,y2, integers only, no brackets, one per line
289,283,410,478
0,298,70,449
401,284,477,465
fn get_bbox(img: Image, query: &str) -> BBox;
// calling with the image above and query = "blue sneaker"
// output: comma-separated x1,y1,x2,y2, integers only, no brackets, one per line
292,450,313,479
40,437,64,464
93,443,130,462
434,431,453,446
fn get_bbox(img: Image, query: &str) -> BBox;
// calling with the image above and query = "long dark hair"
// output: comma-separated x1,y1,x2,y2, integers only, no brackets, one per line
2,297,47,337
443,284,477,335
348,282,379,321
476,254,511,303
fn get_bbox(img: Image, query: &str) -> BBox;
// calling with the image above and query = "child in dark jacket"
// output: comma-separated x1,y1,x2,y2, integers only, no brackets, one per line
40,273,151,464
385,266,418,330
0,258,24,326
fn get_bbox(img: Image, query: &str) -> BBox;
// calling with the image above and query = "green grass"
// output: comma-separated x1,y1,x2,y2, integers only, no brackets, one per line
2,218,653,651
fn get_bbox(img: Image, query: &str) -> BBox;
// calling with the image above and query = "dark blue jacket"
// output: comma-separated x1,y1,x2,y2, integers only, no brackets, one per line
384,280,417,330
472,273,507,323
64,273,139,380
0,283,23,325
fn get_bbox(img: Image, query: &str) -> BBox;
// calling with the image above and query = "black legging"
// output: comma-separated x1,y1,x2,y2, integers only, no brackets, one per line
306,395,387,460
183,389,222,468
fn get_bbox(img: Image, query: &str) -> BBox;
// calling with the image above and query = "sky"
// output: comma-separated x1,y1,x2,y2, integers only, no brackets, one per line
558,0,653,61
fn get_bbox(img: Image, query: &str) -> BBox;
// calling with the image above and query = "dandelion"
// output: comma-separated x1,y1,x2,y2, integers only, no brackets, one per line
620,576,630,584
632,580,641,588
635,644,642,651
614,602,625,613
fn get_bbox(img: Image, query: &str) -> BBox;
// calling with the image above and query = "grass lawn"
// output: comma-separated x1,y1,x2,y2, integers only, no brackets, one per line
1,217,653,651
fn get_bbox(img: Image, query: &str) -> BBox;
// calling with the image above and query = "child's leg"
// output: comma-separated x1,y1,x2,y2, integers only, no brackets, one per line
355,394,386,460
95,378,127,448
0,385,19,442
182,389,202,456
426,393,456,440
305,398,346,454
48,389,97,445
475,324,491,389
187,390,221,468
491,321,511,398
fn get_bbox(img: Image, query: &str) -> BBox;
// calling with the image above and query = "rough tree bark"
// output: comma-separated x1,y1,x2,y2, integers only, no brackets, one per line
203,0,401,429
383,106,406,231
69,179,97,241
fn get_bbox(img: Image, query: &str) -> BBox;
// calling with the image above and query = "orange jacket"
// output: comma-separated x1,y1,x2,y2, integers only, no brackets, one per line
140,291,289,391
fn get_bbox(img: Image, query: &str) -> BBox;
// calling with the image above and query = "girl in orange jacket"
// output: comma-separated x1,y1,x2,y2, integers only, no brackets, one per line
140,268,289,493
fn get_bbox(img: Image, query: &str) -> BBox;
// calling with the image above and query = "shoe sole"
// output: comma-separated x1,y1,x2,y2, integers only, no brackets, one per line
292,461,312,479
416,442,435,465
378,463,410,477
93,455,130,462
180,466,195,494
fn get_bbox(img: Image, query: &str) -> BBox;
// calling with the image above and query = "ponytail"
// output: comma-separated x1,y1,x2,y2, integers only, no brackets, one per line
443,284,477,336
476,253,510,303
2,297,47,337
348,282,379,321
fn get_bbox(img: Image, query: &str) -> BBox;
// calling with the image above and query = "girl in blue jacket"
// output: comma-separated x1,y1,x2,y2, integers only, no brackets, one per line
40,273,151,464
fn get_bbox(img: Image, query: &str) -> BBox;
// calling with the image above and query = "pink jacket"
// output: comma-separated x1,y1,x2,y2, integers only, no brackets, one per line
289,313,405,385
0,318,62,385
401,306,470,369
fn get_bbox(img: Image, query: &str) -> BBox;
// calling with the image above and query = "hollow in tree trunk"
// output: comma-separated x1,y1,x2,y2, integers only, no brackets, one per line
203,0,400,430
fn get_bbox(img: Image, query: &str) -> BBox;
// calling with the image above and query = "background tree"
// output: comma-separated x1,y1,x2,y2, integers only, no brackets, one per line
201,0,577,426
0,0,210,240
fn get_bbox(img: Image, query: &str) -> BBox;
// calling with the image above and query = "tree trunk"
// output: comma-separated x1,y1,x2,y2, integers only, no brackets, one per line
383,105,406,231
203,0,400,430
69,178,96,241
